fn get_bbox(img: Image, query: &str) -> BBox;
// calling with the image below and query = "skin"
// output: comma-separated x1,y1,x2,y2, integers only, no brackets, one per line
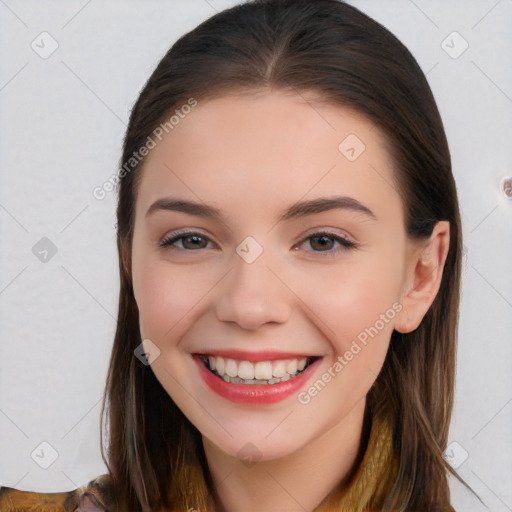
129,89,450,512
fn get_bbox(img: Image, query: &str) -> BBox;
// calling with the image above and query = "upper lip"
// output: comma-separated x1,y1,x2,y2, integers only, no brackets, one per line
194,349,321,362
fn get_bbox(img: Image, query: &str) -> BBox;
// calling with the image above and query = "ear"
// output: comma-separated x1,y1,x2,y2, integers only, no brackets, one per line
395,221,450,334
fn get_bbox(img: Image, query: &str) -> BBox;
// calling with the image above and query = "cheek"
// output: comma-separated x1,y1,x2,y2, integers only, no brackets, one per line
295,267,400,415
133,259,212,340
295,258,401,358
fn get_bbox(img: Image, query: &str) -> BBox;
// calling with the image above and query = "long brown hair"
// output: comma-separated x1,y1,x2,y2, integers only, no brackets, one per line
101,1,466,510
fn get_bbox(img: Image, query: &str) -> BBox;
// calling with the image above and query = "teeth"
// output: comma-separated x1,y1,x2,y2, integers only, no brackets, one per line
225,358,238,378
200,355,313,384
272,361,286,378
215,356,225,375
286,359,297,374
238,361,255,380
254,361,273,380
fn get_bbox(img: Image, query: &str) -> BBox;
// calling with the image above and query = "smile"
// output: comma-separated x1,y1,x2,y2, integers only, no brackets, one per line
194,352,322,405
200,354,313,384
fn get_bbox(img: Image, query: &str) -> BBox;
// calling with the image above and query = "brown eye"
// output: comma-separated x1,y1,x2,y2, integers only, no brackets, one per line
159,232,213,250
297,231,358,256
180,235,209,250
309,234,336,251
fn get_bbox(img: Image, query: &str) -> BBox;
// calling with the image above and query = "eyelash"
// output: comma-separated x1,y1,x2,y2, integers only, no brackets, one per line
158,229,359,256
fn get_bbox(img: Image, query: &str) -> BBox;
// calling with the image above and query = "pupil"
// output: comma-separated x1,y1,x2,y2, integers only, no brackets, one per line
313,235,332,251
185,236,205,249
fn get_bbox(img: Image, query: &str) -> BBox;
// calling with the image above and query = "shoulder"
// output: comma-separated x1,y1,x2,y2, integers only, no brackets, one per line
0,474,114,512
0,485,78,512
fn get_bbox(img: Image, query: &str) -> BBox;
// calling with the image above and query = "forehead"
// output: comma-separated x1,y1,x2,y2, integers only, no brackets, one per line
134,90,403,227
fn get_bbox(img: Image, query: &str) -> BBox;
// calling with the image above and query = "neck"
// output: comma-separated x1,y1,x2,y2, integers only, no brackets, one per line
202,398,368,512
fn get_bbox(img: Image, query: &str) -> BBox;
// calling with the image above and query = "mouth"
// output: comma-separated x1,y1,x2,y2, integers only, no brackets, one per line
194,352,322,405
199,354,316,385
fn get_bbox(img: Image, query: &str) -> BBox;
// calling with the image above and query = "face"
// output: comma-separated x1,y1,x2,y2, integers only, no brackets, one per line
130,90,416,462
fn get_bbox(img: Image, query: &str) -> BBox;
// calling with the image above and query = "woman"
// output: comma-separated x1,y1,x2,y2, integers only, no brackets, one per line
1,0,467,510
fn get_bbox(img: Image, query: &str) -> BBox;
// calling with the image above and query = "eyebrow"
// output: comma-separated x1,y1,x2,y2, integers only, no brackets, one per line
145,195,377,222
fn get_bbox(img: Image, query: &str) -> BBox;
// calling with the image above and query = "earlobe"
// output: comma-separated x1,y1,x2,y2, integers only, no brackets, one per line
395,221,450,334
394,305,410,334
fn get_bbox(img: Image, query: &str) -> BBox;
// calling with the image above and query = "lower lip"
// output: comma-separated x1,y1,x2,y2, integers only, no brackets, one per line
194,355,321,405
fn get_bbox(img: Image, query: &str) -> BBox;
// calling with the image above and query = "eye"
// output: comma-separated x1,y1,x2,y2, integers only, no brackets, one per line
294,231,358,256
158,229,358,255
159,230,215,251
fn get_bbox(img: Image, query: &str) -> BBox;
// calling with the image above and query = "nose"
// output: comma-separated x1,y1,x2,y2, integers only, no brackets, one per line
214,248,292,331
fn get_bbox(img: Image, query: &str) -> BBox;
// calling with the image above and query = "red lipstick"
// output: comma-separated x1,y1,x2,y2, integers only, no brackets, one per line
194,354,321,405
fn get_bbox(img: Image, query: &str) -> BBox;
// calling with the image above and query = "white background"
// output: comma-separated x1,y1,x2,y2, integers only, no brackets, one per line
0,1,511,511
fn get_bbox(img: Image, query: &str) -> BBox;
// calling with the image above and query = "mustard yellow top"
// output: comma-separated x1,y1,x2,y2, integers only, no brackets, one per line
0,415,455,511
